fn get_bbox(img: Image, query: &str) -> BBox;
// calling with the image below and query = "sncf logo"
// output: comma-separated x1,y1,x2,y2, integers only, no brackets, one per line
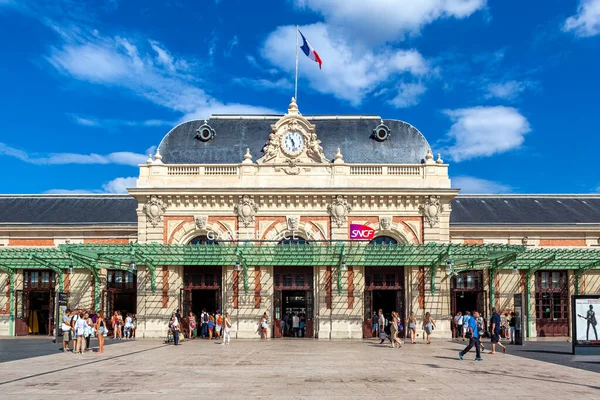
349,224,375,240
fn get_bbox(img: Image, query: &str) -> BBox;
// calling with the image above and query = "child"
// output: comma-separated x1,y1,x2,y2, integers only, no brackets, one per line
208,315,215,340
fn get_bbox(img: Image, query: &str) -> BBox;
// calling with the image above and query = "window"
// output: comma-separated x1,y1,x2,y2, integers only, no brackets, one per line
369,236,398,245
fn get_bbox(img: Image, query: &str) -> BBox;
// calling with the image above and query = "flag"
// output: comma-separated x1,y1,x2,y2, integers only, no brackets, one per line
299,30,322,69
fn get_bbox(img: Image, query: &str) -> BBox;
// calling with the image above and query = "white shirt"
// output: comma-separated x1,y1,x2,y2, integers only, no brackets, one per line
76,317,86,336
292,316,299,328
172,317,179,327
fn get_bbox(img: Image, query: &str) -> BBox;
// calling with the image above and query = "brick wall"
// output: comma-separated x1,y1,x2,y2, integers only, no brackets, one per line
8,239,54,246
539,239,586,246
464,239,483,245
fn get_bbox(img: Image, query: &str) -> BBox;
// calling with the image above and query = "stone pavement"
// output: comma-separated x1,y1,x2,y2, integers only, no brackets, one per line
0,338,598,399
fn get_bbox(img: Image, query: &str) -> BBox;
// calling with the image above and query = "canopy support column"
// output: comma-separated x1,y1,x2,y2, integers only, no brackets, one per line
0,264,15,336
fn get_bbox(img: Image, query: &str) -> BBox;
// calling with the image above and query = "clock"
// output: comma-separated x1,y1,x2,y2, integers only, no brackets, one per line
281,131,305,157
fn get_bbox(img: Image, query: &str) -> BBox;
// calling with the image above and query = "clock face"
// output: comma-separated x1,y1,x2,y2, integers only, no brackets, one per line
282,131,305,156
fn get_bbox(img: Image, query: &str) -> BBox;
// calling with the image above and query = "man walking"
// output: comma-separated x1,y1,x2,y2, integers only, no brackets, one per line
459,310,482,361
200,308,208,338
490,308,507,354
454,311,462,339
372,311,379,338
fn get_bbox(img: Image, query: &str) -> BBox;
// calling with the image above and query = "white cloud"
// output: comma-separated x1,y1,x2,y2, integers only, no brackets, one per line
70,114,173,128
442,106,531,161
102,176,137,193
46,26,277,121
0,142,147,166
224,35,239,57
452,176,512,193
232,77,292,92
44,176,137,195
484,80,530,100
294,0,486,44
563,0,600,37
262,23,429,106
389,82,427,108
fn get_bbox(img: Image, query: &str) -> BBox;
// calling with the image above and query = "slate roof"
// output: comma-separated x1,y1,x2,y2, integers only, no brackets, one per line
0,196,138,224
451,196,600,225
157,116,431,164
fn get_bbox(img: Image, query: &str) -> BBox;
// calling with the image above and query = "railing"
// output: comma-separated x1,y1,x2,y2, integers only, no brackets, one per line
167,166,200,176
388,166,422,176
205,166,238,175
167,166,238,176
350,166,383,175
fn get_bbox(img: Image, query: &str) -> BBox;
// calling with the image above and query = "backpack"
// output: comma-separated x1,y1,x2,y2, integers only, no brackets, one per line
217,315,223,325
203,313,209,323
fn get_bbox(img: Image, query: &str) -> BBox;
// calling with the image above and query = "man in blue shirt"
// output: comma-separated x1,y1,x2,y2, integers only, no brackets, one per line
490,308,507,354
459,310,482,361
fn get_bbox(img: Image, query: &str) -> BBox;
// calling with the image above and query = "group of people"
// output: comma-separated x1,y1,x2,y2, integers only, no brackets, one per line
60,309,107,354
372,310,437,346
458,308,509,361
280,312,307,337
454,309,519,344
111,310,137,340
167,308,232,345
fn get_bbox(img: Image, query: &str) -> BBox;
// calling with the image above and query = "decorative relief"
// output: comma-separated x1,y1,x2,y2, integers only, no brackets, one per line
379,216,392,230
195,215,208,230
327,195,352,227
234,195,259,227
286,216,299,231
306,132,328,163
420,195,444,228
143,195,167,227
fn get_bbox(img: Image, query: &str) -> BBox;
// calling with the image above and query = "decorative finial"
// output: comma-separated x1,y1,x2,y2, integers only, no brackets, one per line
146,154,153,164
288,97,299,115
436,153,443,164
425,148,434,164
242,148,253,164
333,148,344,164
153,148,163,164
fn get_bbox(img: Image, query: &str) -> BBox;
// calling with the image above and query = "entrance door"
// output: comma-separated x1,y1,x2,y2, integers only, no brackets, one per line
183,266,222,316
273,267,314,338
15,290,28,336
536,271,568,337
363,267,405,338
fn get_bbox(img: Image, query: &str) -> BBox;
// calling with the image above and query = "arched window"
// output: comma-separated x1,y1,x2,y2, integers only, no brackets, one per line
369,236,398,245
278,237,309,245
189,235,218,245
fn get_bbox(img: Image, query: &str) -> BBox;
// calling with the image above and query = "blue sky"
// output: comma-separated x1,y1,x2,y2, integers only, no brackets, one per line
0,0,599,194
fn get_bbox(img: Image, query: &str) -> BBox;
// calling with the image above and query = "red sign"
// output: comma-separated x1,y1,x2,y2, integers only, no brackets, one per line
350,224,375,240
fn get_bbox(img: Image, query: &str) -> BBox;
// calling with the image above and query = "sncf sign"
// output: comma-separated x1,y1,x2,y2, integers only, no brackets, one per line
349,224,375,240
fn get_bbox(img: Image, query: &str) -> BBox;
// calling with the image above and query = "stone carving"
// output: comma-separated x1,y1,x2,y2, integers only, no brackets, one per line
195,215,208,230
143,195,167,227
234,195,259,228
286,216,299,231
261,133,279,163
307,132,328,163
420,195,444,228
327,195,352,227
379,216,392,230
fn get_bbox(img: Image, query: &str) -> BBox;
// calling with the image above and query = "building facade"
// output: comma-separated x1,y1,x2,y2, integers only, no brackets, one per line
1,98,600,339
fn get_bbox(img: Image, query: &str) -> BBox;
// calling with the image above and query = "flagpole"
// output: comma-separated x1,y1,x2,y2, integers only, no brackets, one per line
295,25,299,103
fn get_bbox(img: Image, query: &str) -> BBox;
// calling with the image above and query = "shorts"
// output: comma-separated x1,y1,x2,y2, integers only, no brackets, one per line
491,333,500,343
216,325,222,333
114,324,121,329
208,327,213,331
62,330,72,341
373,323,379,330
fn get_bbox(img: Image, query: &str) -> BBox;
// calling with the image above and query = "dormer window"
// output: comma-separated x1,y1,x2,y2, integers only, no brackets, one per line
372,121,390,142
195,120,216,142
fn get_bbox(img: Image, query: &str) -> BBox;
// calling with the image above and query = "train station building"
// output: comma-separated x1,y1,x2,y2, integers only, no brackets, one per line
1,98,600,339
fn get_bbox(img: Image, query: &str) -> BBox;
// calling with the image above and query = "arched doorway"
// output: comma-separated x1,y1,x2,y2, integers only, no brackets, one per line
363,236,405,338
273,237,314,338
180,236,221,335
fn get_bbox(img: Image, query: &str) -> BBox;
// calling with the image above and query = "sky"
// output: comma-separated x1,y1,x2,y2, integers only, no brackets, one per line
0,0,599,194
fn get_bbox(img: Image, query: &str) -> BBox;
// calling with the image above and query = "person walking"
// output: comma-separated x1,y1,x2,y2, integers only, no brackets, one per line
461,311,471,341
215,311,222,340
200,309,209,338
372,311,379,338
208,315,215,340
188,311,196,340
454,312,463,339
171,312,180,346
390,311,402,348
260,312,269,339
459,310,482,361
509,312,516,344
221,312,232,345
407,312,417,344
422,312,436,344
378,309,388,344
95,311,106,354
490,308,507,354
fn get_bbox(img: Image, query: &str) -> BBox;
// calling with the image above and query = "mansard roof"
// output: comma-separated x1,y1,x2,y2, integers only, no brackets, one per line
451,195,600,225
0,195,138,225
157,115,431,164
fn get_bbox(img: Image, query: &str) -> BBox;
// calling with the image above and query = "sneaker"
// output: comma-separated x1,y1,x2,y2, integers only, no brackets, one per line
458,351,463,360
475,357,483,361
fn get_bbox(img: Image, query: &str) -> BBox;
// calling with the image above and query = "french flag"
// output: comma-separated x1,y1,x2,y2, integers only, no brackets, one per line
299,30,322,69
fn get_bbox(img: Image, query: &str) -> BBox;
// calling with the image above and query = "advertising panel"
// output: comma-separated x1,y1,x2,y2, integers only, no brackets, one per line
572,295,600,355
349,224,375,241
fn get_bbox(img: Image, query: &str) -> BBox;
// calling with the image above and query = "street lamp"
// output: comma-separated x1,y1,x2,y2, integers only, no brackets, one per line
234,260,242,271
445,259,453,276
340,256,347,272
68,263,73,275
129,260,137,272
512,265,519,275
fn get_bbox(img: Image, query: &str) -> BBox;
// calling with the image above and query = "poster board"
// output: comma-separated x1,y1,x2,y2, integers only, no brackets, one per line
571,295,600,355
54,292,69,341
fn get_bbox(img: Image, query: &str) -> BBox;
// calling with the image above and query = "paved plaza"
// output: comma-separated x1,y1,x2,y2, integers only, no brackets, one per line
0,338,598,399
